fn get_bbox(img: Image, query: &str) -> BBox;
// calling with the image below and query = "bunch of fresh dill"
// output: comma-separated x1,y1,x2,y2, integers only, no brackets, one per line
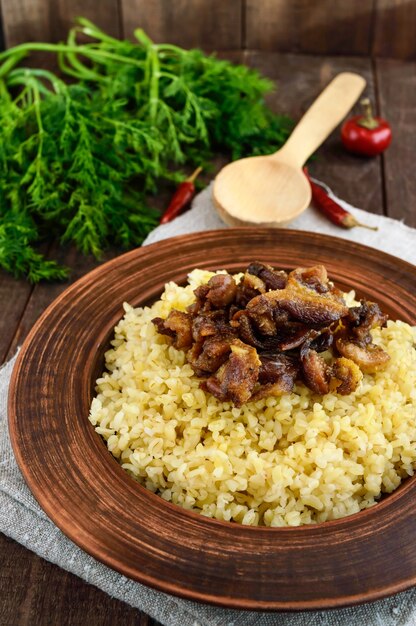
0,19,293,282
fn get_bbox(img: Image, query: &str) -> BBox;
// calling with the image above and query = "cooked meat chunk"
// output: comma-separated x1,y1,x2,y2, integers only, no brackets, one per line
235,271,266,307
302,349,363,397
345,300,389,345
235,261,287,308
289,266,346,303
244,272,267,294
250,379,293,401
247,261,287,290
191,314,217,342
152,311,192,349
202,340,261,406
248,288,346,326
300,348,330,395
284,270,348,321
153,263,390,406
258,354,298,384
206,274,238,308
187,284,212,317
152,316,175,339
289,265,330,294
308,328,334,353
234,312,265,349
329,357,363,395
192,310,231,342
188,334,234,376
251,354,299,400
247,267,349,326
336,338,390,373
194,284,210,300
245,298,278,336
235,313,315,353
276,324,317,351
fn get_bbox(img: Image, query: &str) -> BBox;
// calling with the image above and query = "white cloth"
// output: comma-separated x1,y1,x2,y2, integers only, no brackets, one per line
144,182,416,266
1,183,416,626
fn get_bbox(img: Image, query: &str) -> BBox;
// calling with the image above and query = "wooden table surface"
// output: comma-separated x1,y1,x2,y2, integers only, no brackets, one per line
1,51,415,626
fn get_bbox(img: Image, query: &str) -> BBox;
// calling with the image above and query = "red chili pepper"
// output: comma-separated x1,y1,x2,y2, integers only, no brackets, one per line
304,169,377,230
341,98,392,157
160,167,202,224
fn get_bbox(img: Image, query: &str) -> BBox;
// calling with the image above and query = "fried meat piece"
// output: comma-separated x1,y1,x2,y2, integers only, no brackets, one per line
246,261,287,290
290,265,329,293
250,355,299,400
191,314,217,342
329,357,363,395
235,272,266,307
236,312,320,353
206,274,237,308
192,310,231,342
188,284,210,316
235,262,287,308
301,349,364,396
202,339,261,406
300,348,331,395
187,334,234,376
152,311,192,349
244,298,280,336
234,312,266,349
300,326,364,395
336,338,390,373
233,312,281,350
344,301,388,345
290,266,347,303
276,325,323,352
247,266,349,326
258,354,298,384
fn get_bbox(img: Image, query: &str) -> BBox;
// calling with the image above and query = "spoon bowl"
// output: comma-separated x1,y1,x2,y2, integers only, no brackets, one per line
214,156,311,227
213,72,366,227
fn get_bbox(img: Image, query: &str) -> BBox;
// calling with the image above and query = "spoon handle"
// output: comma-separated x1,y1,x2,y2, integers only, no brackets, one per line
274,72,366,168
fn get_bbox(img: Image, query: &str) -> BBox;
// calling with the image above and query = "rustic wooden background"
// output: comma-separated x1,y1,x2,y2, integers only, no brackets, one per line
1,1,416,625
1,0,416,58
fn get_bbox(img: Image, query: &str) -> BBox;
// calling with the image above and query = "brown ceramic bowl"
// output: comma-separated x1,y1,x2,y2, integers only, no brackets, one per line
8,229,416,610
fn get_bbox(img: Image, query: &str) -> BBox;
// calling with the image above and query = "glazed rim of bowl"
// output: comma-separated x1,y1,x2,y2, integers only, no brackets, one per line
8,228,416,611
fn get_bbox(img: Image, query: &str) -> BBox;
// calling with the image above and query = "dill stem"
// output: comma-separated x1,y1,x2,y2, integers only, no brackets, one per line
0,43,145,78
30,79,44,179
74,18,122,46
8,67,66,94
155,42,186,56
148,46,160,122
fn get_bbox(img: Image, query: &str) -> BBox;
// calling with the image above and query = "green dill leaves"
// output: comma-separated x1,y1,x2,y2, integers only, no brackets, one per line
0,19,293,282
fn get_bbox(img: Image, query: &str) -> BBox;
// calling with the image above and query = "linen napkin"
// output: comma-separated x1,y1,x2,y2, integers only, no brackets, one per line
1,182,416,626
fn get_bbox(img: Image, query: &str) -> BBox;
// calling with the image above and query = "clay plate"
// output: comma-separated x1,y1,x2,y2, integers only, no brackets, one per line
8,229,416,610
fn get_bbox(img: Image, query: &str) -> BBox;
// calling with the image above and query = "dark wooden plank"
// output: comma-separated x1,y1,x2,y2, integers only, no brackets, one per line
1,0,121,48
0,535,33,626
245,52,384,215
0,6,4,51
121,0,242,51
376,58,416,227
0,535,156,626
245,0,375,55
373,0,416,60
0,273,33,364
5,243,118,359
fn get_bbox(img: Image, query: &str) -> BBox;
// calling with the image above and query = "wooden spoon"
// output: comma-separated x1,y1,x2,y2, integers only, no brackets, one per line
213,72,366,227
